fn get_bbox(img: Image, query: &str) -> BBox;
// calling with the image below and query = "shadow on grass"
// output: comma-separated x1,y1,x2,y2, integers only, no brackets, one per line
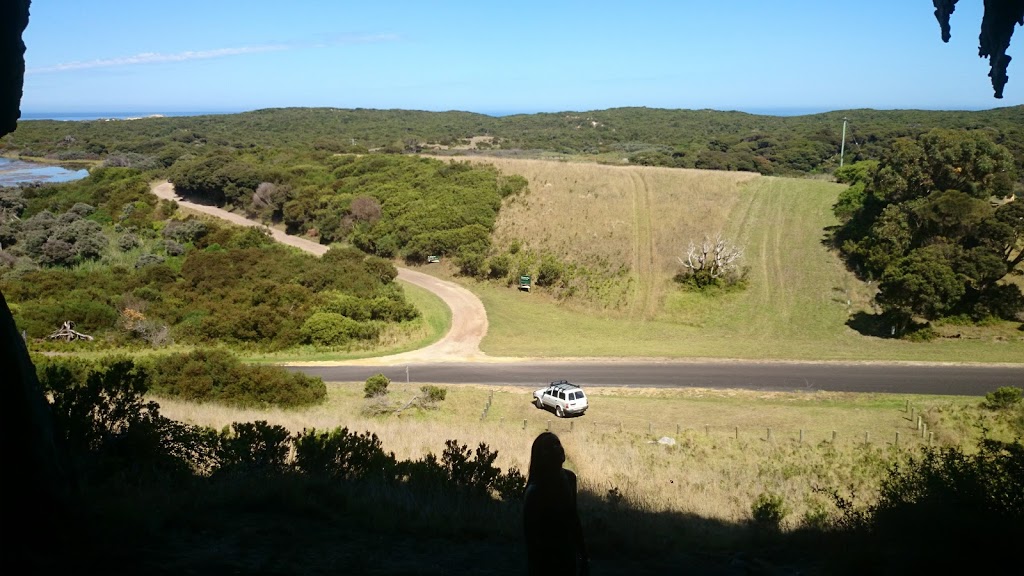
846,311,893,338
41,472,876,576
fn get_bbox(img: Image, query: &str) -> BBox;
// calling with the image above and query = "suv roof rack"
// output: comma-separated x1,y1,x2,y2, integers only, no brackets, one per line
550,380,580,389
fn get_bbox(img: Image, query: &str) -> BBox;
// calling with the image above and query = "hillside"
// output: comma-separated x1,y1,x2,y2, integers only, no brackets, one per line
5,105,1024,177
432,158,1024,362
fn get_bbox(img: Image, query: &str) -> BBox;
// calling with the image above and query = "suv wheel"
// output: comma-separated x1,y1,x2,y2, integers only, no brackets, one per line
556,406,564,418
534,398,543,409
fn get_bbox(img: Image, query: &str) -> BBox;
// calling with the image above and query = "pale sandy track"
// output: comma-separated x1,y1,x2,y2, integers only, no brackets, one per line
150,181,490,364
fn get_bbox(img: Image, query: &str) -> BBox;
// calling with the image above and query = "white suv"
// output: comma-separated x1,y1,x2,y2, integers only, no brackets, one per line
533,380,588,417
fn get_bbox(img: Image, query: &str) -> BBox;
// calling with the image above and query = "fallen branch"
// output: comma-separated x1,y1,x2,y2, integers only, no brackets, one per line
48,321,93,342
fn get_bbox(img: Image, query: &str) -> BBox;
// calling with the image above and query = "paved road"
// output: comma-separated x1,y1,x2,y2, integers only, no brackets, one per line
152,181,1024,397
290,360,1024,396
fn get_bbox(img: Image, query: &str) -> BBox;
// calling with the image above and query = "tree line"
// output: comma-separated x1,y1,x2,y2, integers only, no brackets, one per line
4,105,1023,176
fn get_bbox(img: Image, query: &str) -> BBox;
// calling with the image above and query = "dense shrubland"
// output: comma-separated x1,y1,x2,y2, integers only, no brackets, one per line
0,168,421,351
5,106,1024,176
168,151,526,262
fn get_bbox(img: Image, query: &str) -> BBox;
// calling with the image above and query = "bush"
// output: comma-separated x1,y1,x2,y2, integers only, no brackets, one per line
751,492,787,530
364,373,390,398
420,385,447,403
536,256,564,287
838,438,1024,574
37,356,213,484
456,249,487,277
135,253,165,269
487,253,511,280
215,420,292,476
300,312,373,346
983,386,1023,410
117,233,140,251
148,348,327,408
292,427,397,480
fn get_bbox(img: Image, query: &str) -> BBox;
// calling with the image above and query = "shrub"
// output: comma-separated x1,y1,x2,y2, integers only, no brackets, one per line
456,249,487,277
300,312,361,346
117,233,140,251
537,256,564,287
839,438,1024,574
487,253,511,280
37,356,213,484
983,386,1023,410
148,348,327,408
751,492,787,530
292,427,397,480
215,420,292,476
135,253,165,268
364,373,390,398
420,385,447,403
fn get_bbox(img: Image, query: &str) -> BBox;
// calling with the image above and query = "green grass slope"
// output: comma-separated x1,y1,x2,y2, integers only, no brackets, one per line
462,160,1024,362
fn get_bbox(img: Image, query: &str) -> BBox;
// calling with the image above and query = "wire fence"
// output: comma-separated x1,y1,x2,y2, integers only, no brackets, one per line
480,392,937,448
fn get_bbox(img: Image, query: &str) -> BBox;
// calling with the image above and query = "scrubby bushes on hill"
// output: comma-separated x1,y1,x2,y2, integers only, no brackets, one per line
148,348,327,408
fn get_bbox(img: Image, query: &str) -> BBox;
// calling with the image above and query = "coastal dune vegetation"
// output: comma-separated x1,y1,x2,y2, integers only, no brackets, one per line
2,106,1024,573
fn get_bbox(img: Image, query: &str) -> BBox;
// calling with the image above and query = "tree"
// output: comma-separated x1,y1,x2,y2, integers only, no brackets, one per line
933,0,1024,98
678,234,745,288
875,245,967,333
836,128,1024,326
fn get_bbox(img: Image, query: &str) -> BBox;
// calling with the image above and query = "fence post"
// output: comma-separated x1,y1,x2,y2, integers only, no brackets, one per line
705,425,709,436
522,419,527,430
864,431,870,444
766,428,772,442
735,426,739,440
619,421,623,433
546,420,551,431
895,431,900,448
570,421,574,432
922,422,927,439
929,431,934,446
918,416,922,431
676,423,680,436
832,430,837,443
905,399,910,413
648,422,653,434
799,429,804,443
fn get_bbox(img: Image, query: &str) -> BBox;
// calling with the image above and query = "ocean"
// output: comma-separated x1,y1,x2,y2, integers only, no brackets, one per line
19,111,240,121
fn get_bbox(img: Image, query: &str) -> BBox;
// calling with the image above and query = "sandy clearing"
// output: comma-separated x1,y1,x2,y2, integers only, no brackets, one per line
150,181,490,364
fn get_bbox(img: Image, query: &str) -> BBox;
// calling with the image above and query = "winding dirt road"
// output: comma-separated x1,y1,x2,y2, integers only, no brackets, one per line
150,181,489,364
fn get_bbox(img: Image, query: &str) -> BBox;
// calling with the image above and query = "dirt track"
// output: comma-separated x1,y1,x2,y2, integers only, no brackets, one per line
150,181,489,364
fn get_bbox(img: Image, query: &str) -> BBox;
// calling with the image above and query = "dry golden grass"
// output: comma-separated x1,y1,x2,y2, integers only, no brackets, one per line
155,383,973,527
417,156,1024,362
483,159,758,318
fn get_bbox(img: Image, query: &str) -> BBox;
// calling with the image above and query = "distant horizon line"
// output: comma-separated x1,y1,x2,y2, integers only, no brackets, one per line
19,103,1020,121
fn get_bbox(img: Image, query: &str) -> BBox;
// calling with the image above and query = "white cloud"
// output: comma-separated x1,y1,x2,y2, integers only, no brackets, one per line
27,44,291,74
28,34,401,75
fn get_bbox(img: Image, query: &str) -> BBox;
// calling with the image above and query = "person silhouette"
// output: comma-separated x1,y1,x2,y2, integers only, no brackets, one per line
523,432,589,575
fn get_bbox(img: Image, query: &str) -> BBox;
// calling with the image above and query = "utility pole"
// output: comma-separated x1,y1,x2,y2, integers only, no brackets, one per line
840,117,848,167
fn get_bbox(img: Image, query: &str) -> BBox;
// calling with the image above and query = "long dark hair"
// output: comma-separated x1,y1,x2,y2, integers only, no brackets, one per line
527,432,566,487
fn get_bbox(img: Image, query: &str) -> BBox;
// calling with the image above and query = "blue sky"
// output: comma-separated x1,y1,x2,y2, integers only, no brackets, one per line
20,0,1024,116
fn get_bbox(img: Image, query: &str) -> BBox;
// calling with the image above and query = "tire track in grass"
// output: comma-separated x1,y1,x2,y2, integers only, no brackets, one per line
628,169,657,320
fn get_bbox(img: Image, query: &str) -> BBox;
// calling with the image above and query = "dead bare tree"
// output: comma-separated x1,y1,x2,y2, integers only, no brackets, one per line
48,321,93,342
678,234,745,287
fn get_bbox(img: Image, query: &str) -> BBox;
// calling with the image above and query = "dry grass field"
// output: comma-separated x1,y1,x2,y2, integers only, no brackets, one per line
155,382,983,529
427,157,1024,362
485,159,758,319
